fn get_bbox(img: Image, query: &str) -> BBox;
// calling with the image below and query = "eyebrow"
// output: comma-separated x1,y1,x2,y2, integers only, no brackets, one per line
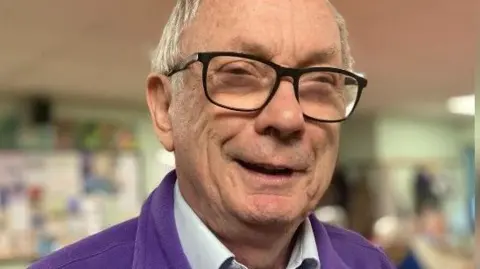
297,45,340,68
228,37,276,60
227,38,341,67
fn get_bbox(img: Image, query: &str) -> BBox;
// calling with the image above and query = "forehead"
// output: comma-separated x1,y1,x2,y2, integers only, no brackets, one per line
183,0,341,66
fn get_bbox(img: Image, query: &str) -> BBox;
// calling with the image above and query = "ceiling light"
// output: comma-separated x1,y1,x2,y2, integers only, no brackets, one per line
446,94,474,116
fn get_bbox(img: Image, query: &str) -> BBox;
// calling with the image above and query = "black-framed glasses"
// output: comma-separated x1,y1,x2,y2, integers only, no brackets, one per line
168,52,367,122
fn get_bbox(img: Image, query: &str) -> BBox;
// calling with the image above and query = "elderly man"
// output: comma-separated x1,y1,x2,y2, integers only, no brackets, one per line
31,0,395,268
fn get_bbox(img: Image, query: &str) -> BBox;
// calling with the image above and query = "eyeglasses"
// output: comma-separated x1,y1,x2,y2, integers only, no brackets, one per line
167,52,367,122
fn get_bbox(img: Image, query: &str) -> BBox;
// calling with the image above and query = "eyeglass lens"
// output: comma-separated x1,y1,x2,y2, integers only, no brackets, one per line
205,56,359,121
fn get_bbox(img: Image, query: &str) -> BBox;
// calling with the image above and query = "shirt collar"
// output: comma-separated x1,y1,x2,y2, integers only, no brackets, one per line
287,217,320,269
173,180,320,269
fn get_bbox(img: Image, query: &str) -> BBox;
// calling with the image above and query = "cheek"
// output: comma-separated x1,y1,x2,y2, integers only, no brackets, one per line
325,123,341,149
170,82,211,171
304,124,340,199
309,122,340,161
173,85,247,172
171,79,208,139
209,106,252,143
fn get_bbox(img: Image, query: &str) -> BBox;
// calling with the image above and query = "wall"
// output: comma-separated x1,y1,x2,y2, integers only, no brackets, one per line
340,113,474,225
339,114,377,163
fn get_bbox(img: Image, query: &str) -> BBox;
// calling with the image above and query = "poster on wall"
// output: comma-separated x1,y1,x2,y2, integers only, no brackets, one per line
17,151,82,217
115,152,141,215
0,149,142,259
0,152,24,185
80,151,141,213
81,151,118,195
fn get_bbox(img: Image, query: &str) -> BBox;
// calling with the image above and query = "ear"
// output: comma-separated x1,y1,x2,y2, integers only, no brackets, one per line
146,73,174,152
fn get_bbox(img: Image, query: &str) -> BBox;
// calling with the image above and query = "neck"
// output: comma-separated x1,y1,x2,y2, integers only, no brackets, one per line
214,220,301,269
179,178,303,269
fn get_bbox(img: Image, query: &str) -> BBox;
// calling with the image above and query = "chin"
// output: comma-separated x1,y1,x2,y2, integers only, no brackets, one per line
238,194,306,225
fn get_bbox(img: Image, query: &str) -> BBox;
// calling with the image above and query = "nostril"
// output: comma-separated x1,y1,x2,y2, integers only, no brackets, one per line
262,127,304,144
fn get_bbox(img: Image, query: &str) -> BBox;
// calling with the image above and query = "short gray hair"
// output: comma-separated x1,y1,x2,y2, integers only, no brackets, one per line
150,0,354,85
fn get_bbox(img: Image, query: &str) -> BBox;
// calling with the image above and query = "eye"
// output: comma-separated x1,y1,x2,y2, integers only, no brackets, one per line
220,62,260,76
312,74,336,85
301,72,343,89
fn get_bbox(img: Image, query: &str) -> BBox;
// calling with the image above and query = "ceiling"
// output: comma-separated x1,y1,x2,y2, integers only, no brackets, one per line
0,0,478,117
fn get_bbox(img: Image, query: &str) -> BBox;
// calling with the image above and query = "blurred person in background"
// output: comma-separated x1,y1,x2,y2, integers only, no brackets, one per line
371,215,420,268
399,205,473,269
413,165,439,216
30,0,395,268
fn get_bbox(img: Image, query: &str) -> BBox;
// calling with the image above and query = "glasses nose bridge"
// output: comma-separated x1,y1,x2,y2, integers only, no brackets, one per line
276,66,300,81
274,66,301,96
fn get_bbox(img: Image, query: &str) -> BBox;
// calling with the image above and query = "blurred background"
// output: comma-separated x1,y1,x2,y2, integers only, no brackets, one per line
0,0,477,268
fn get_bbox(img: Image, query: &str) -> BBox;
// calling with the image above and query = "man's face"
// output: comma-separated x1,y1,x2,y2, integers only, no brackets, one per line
150,0,343,226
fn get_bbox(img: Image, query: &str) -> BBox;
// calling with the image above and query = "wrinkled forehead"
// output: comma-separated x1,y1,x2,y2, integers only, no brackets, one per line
182,0,342,66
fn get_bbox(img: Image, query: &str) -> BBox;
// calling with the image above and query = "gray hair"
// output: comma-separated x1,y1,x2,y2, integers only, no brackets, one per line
150,0,354,88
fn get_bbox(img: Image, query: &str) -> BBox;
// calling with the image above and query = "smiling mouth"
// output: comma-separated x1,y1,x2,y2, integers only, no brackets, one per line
235,159,295,176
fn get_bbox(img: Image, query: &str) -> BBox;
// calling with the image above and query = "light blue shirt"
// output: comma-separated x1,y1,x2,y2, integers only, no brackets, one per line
174,181,320,269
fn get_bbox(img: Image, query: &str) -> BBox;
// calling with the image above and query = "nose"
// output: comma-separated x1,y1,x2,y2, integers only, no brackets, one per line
254,81,305,141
